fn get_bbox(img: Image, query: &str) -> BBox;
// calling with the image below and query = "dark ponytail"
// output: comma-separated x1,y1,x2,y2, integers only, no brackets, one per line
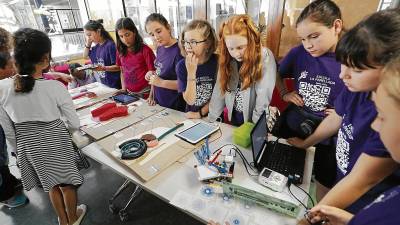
13,28,51,93
84,19,114,42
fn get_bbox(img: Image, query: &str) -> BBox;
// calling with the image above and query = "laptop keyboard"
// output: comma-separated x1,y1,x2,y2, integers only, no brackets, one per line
263,141,306,181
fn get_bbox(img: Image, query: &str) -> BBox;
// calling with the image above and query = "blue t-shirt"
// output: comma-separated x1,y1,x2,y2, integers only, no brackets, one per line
176,54,218,113
279,45,344,119
348,186,400,225
89,39,121,89
334,90,390,181
154,42,185,111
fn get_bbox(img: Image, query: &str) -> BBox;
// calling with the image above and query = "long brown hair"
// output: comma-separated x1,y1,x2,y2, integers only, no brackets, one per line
218,15,262,94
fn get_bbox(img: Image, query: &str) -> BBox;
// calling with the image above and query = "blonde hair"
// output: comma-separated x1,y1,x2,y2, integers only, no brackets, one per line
218,15,262,94
178,20,217,60
382,55,400,105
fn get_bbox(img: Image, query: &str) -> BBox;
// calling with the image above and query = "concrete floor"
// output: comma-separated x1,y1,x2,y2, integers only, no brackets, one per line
0,158,203,225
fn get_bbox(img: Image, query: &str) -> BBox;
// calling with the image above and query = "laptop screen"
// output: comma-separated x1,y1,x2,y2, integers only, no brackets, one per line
250,111,268,165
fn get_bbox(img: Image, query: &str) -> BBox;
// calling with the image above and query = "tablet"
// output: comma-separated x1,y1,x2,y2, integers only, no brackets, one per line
112,94,139,105
175,122,220,144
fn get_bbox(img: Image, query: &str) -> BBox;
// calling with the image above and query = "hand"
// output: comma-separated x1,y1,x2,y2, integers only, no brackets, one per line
185,111,201,119
185,53,198,79
85,39,92,48
93,65,106,71
308,205,354,225
145,71,155,81
207,220,230,225
282,91,304,106
49,72,72,83
325,108,335,116
113,89,127,96
146,94,156,106
149,74,162,86
287,137,308,149
56,74,73,83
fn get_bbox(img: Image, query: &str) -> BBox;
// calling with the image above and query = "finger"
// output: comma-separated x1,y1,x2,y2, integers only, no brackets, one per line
290,98,303,106
293,94,304,105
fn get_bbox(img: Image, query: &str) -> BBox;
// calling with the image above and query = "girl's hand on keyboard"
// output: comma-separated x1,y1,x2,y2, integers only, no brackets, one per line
287,137,307,149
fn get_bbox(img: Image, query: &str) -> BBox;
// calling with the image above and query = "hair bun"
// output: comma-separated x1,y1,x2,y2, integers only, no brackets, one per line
96,19,104,24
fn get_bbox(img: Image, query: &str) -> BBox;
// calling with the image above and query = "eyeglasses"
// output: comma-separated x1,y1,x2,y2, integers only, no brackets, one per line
181,39,207,48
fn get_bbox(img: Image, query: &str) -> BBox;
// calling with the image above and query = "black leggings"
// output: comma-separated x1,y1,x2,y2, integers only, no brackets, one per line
0,166,20,201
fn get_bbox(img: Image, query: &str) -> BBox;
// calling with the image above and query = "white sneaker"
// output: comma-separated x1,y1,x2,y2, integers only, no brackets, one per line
72,204,87,225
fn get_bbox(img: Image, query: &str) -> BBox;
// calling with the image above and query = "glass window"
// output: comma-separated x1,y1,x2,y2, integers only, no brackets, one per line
156,0,180,38
209,0,246,33
0,0,86,61
124,0,156,46
85,0,124,31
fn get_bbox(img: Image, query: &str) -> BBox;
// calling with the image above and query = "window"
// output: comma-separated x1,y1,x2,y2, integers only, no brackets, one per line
209,0,246,33
85,0,124,31
0,0,86,61
124,0,156,46
377,0,396,10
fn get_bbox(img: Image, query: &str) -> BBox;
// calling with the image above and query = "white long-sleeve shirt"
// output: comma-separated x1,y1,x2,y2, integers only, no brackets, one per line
0,77,79,152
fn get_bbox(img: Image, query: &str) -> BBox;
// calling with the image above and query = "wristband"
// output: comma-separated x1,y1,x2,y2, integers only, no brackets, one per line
85,45,91,48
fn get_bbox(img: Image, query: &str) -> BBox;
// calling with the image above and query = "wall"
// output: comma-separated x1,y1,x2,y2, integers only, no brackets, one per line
278,0,380,59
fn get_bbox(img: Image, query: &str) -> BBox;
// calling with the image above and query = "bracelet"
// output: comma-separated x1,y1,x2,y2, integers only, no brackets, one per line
85,45,91,48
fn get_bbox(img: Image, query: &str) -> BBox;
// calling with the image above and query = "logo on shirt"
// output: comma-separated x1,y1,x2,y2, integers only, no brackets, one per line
194,77,214,106
298,70,308,81
154,61,163,76
299,82,331,111
364,189,399,210
336,116,354,175
234,88,244,112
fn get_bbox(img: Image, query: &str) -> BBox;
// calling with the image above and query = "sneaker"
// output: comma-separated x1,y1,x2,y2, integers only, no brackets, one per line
72,204,87,225
0,193,29,208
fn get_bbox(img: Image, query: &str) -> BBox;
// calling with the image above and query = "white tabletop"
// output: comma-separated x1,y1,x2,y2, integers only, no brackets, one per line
81,109,314,225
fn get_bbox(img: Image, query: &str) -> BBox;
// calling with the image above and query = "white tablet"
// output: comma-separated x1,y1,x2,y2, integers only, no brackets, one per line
175,122,220,144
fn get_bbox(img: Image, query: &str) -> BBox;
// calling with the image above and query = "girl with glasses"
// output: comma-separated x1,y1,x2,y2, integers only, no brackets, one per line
176,20,218,119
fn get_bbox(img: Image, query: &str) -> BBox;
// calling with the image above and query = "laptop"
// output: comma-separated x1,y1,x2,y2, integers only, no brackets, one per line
251,111,306,184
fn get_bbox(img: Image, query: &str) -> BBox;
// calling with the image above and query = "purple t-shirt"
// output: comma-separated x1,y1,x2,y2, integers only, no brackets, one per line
89,39,121,89
154,42,185,111
348,186,400,225
176,54,218,112
279,45,344,118
334,89,390,182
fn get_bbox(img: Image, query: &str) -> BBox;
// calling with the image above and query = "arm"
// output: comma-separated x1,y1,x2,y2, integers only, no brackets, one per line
318,153,398,209
119,67,125,91
252,48,276,123
83,39,92,59
103,65,120,72
149,76,179,90
307,205,354,225
181,54,198,105
288,111,342,148
56,82,80,130
0,106,16,153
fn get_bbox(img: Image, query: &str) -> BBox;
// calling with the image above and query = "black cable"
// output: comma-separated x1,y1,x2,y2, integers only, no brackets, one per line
288,183,308,210
212,144,258,176
293,183,315,207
